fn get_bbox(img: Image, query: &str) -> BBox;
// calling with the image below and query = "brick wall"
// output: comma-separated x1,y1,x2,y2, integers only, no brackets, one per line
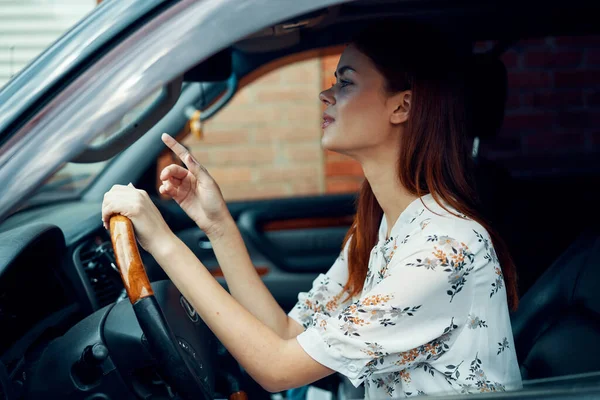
486,36,600,167
182,34,599,201
184,59,324,201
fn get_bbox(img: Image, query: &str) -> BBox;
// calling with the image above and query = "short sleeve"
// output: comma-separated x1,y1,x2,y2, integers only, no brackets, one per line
295,229,479,387
288,239,351,329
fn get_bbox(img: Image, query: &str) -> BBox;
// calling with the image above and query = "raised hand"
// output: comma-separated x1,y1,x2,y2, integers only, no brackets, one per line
159,133,230,238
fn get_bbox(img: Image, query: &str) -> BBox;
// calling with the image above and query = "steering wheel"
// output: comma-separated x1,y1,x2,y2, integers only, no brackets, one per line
109,215,246,400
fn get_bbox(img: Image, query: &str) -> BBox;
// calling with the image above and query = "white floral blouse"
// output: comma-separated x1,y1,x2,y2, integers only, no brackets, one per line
289,194,522,398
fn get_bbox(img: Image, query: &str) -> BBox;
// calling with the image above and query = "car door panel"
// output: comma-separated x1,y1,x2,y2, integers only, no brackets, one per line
168,194,356,311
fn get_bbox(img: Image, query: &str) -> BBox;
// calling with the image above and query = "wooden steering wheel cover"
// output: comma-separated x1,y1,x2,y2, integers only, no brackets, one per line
109,215,154,303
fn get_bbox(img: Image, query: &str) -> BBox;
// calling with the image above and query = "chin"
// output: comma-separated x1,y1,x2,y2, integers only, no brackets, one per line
321,135,352,156
321,132,339,152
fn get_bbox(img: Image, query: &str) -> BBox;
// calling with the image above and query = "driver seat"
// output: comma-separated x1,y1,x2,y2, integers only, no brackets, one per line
511,230,600,380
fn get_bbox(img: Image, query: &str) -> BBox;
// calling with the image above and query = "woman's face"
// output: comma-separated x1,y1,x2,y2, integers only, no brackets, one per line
319,44,406,157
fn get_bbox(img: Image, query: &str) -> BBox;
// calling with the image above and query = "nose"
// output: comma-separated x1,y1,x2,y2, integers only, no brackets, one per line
319,87,335,106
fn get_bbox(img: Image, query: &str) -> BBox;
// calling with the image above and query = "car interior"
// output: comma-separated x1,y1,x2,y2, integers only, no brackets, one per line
0,1,599,399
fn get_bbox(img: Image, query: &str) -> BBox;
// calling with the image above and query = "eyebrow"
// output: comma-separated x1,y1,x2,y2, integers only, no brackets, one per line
334,65,356,78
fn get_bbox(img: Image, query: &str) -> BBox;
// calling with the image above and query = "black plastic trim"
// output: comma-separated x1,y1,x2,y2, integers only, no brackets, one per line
132,296,211,400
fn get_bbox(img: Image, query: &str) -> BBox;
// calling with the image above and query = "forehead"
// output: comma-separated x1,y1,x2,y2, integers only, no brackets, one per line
338,44,374,73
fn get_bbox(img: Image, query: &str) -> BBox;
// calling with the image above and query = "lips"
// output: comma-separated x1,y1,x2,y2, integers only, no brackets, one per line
322,113,335,129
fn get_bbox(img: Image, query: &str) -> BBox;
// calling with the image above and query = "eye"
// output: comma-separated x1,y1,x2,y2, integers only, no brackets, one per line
331,79,352,88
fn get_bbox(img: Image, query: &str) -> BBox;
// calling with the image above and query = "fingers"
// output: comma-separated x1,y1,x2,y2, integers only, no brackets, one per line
161,133,210,180
158,166,183,199
158,179,176,197
102,184,126,229
160,164,188,181
101,184,143,230
161,133,196,167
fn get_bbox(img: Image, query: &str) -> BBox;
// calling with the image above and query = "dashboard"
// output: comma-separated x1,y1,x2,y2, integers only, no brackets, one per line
0,224,75,354
0,202,133,397
0,198,218,399
0,241,71,355
0,196,323,398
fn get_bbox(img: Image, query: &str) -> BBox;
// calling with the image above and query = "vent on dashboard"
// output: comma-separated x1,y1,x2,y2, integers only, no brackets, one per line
77,239,124,308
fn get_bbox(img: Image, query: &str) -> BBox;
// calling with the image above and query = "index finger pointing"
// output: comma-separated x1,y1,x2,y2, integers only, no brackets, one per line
161,133,191,163
161,133,211,181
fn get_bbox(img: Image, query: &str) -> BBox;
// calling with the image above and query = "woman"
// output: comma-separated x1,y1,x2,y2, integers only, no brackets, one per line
102,21,522,398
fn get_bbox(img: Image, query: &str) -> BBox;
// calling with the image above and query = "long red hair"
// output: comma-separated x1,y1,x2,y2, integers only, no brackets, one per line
341,21,518,310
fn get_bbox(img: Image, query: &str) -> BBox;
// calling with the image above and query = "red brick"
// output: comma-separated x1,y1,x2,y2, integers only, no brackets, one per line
281,62,319,84
507,71,552,89
501,51,520,69
585,91,600,106
230,89,253,106
209,147,275,166
254,87,317,103
522,91,583,108
187,148,212,164
555,36,600,47
258,165,320,182
209,167,252,184
254,70,281,85
325,160,364,177
322,55,340,71
524,132,585,152
291,181,321,196
524,51,582,68
199,128,250,145
255,126,319,143
585,49,600,66
505,94,521,109
556,111,594,130
279,105,320,123
213,105,279,125
502,113,556,133
326,178,362,194
285,144,322,162
220,184,288,201
555,70,600,87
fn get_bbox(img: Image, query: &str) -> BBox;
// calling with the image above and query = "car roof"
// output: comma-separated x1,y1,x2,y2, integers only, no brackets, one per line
199,0,600,93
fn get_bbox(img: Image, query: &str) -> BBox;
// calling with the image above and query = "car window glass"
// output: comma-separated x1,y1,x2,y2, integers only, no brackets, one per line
90,87,163,147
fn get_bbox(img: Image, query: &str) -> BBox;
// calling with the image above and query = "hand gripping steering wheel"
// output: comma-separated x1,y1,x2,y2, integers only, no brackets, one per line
109,215,230,400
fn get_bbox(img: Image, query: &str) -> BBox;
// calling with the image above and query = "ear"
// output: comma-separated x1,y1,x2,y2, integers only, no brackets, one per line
389,90,411,125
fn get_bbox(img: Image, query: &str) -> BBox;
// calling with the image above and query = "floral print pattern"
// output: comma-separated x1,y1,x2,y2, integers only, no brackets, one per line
289,194,522,398
464,353,507,393
467,314,488,329
490,267,505,298
497,337,510,355
408,234,475,303
291,274,348,329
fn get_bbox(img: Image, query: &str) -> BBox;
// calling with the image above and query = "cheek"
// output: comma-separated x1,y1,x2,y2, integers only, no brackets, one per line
337,88,388,138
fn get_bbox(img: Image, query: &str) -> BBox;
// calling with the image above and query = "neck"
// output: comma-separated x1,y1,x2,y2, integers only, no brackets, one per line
358,148,419,238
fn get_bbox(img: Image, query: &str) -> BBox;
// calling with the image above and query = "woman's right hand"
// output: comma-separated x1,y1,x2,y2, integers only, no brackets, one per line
159,133,230,238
